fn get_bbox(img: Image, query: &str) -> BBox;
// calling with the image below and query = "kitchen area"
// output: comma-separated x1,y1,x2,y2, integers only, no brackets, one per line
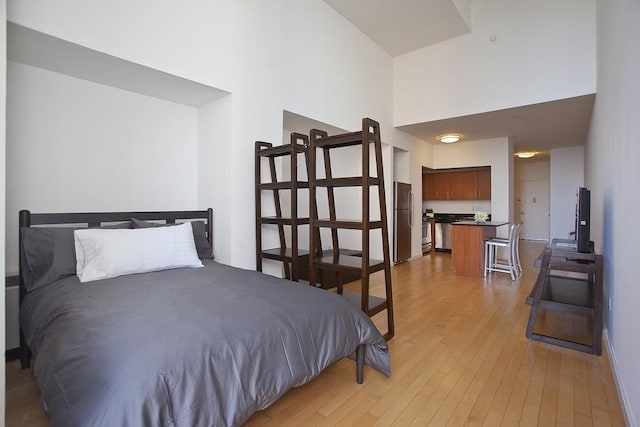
421,166,493,256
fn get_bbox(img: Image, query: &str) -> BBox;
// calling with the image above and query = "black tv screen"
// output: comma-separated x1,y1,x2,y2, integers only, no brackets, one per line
576,187,591,253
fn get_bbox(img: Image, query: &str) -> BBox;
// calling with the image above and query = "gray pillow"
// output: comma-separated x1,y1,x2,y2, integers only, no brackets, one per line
91,221,133,229
20,221,134,291
130,218,214,260
20,227,77,292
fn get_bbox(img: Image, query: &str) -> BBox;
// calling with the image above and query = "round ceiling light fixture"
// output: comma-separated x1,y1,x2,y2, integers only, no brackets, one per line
438,134,461,143
515,152,536,159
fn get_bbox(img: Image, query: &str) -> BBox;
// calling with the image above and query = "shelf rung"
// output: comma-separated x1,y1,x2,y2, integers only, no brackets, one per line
538,300,594,315
256,143,306,158
548,260,595,274
313,255,385,273
259,216,310,225
529,333,596,354
525,276,594,308
320,248,363,257
341,290,388,316
314,177,380,187
258,181,309,190
313,219,383,230
261,247,310,261
312,131,365,149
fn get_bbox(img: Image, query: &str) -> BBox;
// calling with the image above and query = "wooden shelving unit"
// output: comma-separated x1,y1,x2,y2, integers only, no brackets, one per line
526,239,603,354
255,134,309,282
308,118,394,340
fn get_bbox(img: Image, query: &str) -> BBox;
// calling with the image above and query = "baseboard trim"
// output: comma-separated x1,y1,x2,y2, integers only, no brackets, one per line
5,348,20,362
603,328,636,426
413,253,425,261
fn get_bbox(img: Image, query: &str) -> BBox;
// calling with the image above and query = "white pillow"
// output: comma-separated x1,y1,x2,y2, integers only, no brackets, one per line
74,222,203,283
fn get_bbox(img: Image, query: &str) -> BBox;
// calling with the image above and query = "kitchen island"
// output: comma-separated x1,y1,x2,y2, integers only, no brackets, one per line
451,221,509,278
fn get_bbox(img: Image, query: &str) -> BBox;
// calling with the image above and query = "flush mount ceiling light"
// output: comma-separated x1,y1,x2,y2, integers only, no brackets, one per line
438,134,461,143
515,152,536,159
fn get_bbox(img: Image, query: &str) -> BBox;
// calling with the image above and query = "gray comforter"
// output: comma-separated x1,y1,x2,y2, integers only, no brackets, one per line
21,260,390,427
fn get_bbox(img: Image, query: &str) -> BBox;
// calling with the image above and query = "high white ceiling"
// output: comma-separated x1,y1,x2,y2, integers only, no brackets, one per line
323,0,595,152
323,0,471,57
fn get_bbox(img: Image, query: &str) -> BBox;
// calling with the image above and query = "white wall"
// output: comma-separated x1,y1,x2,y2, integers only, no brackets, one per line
514,159,550,183
393,148,410,183
1,0,7,420
549,146,584,239
5,61,199,273
282,0,418,261
283,0,392,140
282,0,431,260
587,0,640,424
394,0,596,126
222,1,288,269
6,0,432,269
7,0,235,92
423,200,492,216
432,137,513,237
197,95,232,264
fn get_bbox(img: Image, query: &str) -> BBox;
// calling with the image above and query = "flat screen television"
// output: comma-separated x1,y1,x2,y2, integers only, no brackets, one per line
576,187,591,253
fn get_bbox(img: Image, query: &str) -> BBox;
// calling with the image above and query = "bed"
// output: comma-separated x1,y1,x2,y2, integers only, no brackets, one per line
18,209,390,427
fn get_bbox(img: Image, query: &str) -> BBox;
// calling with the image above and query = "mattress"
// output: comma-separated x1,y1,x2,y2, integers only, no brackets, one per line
21,260,390,427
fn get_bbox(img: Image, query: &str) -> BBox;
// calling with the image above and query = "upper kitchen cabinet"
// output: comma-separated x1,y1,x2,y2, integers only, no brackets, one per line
423,167,491,201
477,168,491,200
422,173,429,200
450,170,477,200
424,172,451,200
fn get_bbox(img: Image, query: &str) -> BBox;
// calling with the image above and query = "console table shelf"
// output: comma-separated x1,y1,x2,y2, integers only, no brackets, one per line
525,239,603,354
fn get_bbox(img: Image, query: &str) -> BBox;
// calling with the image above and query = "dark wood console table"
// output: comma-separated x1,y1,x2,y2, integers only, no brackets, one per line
525,239,603,354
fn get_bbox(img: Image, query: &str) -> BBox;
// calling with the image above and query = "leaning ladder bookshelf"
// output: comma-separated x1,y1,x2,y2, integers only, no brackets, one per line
255,133,310,282
308,118,394,340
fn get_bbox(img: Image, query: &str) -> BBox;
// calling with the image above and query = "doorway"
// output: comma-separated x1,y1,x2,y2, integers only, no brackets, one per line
516,180,550,240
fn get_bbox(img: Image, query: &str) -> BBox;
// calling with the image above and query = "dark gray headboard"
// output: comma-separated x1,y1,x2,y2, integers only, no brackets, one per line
17,208,213,369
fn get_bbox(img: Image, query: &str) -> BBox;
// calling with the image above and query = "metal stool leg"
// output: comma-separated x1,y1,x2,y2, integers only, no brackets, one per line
484,241,489,276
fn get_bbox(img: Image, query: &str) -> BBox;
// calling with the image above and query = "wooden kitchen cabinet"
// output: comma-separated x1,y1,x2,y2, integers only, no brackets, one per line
450,170,478,200
422,173,429,200
449,172,463,199
423,167,491,201
425,172,451,200
424,173,435,200
477,168,491,199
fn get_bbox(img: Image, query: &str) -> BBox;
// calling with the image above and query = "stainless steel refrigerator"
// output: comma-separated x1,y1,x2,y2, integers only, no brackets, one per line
393,181,413,263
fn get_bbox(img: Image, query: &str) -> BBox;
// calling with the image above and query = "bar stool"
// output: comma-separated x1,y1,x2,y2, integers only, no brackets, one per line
484,223,521,280
496,223,522,276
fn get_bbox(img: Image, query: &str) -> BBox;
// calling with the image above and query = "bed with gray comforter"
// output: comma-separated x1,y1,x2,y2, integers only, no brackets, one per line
21,260,390,427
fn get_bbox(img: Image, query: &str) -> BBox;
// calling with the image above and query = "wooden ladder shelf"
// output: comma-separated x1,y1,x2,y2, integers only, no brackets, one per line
255,134,310,282
308,118,394,340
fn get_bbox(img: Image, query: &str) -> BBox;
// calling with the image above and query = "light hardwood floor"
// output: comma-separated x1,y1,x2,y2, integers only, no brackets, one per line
5,241,626,426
